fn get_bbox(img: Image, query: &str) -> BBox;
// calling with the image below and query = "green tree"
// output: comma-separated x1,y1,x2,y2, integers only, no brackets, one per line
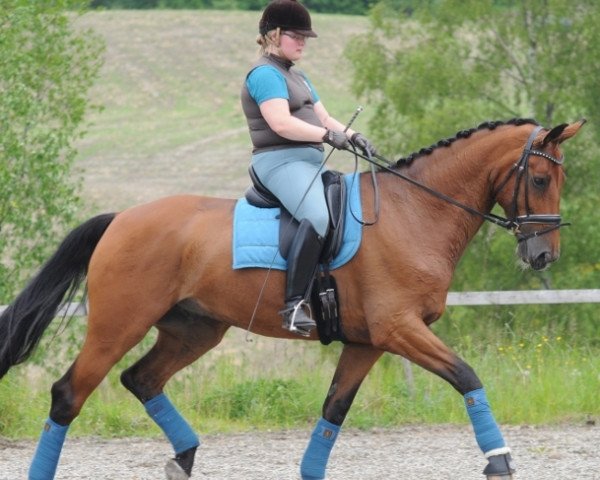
303,0,373,14
345,0,600,337
347,0,599,152
0,0,104,302
89,0,375,14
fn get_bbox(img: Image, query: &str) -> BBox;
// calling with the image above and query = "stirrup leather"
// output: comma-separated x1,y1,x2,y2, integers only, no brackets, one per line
280,299,315,337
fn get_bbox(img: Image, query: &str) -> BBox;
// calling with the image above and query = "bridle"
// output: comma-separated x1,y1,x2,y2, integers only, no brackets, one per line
348,125,569,242
490,125,567,242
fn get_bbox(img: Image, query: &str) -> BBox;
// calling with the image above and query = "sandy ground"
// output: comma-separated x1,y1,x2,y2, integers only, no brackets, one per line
1,424,599,479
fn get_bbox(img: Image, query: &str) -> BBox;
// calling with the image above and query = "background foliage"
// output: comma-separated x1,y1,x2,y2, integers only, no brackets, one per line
0,0,104,301
345,0,600,343
88,0,375,14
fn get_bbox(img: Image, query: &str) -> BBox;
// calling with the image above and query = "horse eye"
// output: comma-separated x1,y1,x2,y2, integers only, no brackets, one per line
532,176,549,189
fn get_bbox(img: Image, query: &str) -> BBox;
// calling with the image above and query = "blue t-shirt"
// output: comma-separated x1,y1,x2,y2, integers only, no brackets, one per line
246,65,320,105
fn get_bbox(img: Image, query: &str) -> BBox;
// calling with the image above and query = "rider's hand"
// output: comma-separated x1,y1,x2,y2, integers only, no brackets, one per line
351,132,377,157
322,129,350,150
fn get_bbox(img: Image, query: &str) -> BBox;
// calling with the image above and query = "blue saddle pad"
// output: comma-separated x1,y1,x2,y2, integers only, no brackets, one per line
232,173,362,271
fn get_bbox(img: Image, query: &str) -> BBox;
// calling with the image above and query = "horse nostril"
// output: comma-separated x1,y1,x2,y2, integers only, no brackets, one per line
531,252,551,270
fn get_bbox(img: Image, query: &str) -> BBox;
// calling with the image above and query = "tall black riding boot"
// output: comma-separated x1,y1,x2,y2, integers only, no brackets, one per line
280,219,324,337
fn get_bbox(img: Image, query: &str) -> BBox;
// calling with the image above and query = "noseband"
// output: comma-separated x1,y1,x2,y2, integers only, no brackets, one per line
491,126,568,242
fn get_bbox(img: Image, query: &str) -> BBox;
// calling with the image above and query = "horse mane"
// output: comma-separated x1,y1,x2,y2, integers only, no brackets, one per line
394,118,540,167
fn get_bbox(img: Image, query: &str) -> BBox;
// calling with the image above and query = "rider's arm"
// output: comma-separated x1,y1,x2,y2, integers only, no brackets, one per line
259,98,327,142
248,66,338,142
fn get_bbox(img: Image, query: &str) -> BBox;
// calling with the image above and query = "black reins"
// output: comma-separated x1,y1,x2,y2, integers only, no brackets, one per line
346,126,569,242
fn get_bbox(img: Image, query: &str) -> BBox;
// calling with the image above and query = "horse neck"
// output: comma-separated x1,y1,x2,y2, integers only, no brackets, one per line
407,135,500,210
375,130,515,265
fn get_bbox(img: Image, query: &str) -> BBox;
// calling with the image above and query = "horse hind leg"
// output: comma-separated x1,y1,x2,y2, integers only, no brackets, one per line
300,343,383,480
29,307,154,480
120,301,230,480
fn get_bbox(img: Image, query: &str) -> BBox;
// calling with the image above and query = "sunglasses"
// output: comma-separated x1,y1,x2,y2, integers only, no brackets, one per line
282,31,308,42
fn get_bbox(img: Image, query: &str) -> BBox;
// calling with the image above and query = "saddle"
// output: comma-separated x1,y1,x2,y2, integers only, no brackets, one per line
245,167,346,263
244,167,348,344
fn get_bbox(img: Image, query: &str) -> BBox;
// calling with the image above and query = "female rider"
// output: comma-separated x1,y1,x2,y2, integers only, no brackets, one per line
241,0,376,336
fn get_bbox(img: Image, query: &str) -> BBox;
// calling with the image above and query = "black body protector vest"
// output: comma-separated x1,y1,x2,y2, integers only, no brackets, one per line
241,55,324,154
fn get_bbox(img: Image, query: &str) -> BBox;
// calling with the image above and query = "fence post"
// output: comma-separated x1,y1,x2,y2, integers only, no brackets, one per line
401,357,415,399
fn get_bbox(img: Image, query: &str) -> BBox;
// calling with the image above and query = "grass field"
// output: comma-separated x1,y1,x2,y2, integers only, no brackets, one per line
1,10,598,440
1,331,597,438
74,10,369,213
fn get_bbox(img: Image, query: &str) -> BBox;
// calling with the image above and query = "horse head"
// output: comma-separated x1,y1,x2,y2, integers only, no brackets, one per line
493,120,586,270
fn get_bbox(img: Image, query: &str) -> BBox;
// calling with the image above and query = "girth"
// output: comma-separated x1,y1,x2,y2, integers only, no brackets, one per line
244,166,347,264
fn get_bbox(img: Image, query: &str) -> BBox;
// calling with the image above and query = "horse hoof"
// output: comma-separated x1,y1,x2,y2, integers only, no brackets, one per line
165,458,190,480
483,452,516,479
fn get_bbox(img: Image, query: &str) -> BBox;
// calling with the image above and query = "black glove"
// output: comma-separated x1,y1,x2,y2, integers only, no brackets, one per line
351,132,377,157
322,129,350,150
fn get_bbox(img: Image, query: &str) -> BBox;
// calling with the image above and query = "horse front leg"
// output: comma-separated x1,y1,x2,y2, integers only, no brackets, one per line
372,317,515,479
301,343,383,480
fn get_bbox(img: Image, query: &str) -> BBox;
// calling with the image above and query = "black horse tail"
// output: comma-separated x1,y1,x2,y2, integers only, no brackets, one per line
0,213,116,379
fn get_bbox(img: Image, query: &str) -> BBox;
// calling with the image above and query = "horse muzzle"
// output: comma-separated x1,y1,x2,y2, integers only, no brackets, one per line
518,245,559,271
513,215,564,270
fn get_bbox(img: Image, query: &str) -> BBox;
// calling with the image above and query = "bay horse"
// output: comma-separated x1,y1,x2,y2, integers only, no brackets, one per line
0,118,584,480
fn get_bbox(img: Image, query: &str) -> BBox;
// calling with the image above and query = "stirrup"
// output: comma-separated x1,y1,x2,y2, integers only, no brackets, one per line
280,299,316,337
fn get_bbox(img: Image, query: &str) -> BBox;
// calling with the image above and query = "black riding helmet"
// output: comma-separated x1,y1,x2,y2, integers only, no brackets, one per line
259,0,318,38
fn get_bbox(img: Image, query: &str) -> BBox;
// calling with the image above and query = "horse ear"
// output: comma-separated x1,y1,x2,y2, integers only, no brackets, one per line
541,124,568,146
542,119,587,146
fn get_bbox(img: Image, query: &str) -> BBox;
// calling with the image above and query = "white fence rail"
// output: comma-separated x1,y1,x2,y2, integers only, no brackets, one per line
1,289,600,316
0,302,88,316
446,289,600,305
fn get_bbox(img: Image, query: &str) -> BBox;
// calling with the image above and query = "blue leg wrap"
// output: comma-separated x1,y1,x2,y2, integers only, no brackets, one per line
464,388,507,454
300,417,341,480
144,393,200,454
29,418,69,480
